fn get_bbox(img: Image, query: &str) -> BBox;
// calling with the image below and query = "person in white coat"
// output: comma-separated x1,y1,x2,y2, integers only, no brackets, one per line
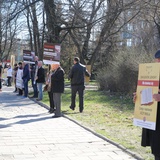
7,64,12,86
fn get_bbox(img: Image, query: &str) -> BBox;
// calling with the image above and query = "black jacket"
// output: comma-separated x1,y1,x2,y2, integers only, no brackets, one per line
69,63,90,86
30,61,38,79
36,67,45,83
51,67,64,93
141,102,160,156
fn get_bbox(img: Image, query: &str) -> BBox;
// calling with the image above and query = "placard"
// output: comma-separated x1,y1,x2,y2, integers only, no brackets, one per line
23,50,35,64
43,43,61,65
133,63,160,130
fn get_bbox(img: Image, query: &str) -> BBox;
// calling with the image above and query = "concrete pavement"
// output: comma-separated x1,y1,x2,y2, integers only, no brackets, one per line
0,86,142,160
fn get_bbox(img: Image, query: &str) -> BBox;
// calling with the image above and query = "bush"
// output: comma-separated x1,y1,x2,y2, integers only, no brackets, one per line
96,48,153,94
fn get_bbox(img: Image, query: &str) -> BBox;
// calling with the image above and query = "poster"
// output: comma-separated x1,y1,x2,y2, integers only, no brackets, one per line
133,63,160,130
43,43,61,65
10,55,15,68
23,50,35,64
85,65,91,83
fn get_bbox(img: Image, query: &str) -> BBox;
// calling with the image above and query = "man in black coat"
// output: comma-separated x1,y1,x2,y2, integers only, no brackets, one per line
30,56,38,98
68,57,90,113
22,62,30,98
51,63,64,118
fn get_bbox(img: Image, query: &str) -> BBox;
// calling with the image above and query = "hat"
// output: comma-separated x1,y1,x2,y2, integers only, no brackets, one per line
155,50,160,58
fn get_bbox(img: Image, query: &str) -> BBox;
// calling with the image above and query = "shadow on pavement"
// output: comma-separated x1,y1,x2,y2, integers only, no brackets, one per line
9,116,52,125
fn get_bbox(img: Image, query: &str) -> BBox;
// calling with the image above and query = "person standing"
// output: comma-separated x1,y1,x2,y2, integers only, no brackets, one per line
16,62,24,96
30,56,38,98
7,64,12,87
68,57,90,113
0,62,3,91
45,66,55,113
13,63,18,92
22,62,30,98
51,63,64,118
36,61,45,101
133,50,160,160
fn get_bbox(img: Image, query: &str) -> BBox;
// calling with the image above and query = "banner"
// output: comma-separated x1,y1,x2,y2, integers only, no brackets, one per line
23,50,35,64
43,43,61,65
133,63,160,130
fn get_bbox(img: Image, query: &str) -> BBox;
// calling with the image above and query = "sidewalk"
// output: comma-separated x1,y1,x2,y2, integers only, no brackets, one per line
0,86,141,160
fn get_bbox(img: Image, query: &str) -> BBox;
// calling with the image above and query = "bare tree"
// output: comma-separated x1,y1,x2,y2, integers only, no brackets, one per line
0,1,22,61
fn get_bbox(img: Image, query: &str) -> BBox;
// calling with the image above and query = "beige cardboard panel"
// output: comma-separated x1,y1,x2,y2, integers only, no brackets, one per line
134,63,160,130
85,65,91,83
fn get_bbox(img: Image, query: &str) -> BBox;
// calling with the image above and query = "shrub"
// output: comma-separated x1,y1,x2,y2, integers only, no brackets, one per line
96,48,153,94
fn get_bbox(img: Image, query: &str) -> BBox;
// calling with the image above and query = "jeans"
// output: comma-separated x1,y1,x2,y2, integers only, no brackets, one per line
31,78,38,97
23,79,28,97
37,83,43,100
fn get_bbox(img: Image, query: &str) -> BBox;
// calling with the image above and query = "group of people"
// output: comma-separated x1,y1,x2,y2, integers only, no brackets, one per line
0,56,91,118
10,59,45,100
46,57,90,117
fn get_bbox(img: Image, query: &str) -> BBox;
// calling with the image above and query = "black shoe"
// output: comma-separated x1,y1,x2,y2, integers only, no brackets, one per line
70,106,75,111
49,109,56,113
80,109,83,113
30,95,38,98
36,99,42,101
52,115,60,118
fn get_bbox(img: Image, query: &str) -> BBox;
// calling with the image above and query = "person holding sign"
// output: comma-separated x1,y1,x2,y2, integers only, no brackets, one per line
51,63,64,118
133,50,160,160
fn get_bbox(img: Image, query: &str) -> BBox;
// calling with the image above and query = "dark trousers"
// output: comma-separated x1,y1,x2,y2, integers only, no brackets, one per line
7,77,12,86
155,156,160,160
53,93,61,116
23,79,28,97
31,78,38,97
14,79,17,91
48,91,54,110
71,85,85,112
0,79,2,89
19,88,23,95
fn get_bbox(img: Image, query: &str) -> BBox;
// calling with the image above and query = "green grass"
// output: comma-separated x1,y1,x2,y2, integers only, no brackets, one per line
42,88,154,160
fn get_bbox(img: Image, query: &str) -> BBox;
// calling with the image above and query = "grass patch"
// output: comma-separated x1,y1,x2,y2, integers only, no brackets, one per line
42,89,154,160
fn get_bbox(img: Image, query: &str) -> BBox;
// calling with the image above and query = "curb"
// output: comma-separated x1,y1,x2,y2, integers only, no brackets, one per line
30,97,144,160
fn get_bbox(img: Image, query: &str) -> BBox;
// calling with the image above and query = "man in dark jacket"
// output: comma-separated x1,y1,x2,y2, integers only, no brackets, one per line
22,62,30,98
0,62,3,91
68,57,90,113
30,56,38,98
51,63,64,118
36,61,45,101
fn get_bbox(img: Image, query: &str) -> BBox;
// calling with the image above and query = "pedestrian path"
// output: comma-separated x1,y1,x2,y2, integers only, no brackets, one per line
0,86,141,160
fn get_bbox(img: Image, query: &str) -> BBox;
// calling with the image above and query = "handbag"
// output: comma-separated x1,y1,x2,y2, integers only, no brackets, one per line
43,84,48,92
